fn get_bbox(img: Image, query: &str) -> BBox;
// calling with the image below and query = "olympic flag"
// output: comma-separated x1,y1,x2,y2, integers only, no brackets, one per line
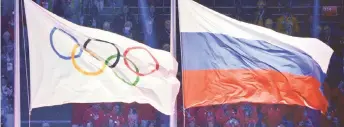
24,0,180,115
179,0,333,113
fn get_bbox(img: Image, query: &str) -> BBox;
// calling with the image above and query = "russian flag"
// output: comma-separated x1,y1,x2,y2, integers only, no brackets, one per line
179,0,333,113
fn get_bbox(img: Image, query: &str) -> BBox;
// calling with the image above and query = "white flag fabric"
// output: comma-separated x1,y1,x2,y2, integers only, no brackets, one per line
24,0,179,115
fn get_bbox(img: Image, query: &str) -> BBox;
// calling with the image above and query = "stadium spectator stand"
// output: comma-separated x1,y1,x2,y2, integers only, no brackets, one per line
1,0,343,126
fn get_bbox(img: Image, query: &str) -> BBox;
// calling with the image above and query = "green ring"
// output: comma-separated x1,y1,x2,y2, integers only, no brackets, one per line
105,55,140,86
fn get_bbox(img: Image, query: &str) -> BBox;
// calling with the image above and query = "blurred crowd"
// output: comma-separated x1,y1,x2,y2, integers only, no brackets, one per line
71,103,168,127
1,9,15,127
44,0,171,49
178,100,344,127
1,0,344,126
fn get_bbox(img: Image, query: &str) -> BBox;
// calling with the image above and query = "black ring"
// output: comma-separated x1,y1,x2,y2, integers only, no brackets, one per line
83,38,121,68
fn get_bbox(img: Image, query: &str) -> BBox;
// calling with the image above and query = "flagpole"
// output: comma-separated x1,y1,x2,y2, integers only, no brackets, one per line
170,0,177,55
14,0,22,126
170,0,177,126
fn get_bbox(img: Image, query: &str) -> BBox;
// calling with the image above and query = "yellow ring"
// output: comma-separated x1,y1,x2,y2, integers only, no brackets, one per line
71,44,107,76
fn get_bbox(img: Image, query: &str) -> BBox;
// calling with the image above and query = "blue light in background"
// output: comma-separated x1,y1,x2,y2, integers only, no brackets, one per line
138,0,158,48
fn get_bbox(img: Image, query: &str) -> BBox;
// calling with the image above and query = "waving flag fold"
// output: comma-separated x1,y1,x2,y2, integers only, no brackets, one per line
24,0,179,115
179,0,333,113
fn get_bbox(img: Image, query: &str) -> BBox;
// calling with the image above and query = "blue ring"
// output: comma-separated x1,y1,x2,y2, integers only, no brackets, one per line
49,27,83,60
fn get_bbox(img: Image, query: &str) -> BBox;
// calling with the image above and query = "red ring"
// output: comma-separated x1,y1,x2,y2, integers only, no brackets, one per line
123,46,159,76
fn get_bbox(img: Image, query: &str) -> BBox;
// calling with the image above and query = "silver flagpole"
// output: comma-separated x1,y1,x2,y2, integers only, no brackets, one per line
14,0,21,126
170,0,177,126
170,0,177,56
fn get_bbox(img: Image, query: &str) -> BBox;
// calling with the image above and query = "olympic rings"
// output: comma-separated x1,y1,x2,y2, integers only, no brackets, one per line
50,27,83,60
123,47,160,76
49,27,160,86
106,55,140,86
